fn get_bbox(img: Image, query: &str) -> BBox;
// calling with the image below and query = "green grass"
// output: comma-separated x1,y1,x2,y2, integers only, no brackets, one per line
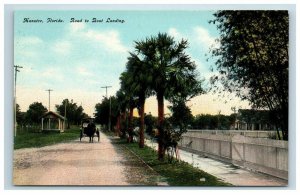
114,138,232,186
14,127,81,150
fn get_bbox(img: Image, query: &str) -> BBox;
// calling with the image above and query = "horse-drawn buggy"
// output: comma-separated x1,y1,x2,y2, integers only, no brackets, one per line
80,117,100,142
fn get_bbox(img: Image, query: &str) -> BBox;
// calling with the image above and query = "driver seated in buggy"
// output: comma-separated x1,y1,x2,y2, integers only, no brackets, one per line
80,117,100,142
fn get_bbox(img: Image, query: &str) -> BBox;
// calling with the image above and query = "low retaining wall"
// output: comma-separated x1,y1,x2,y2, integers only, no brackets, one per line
179,131,288,180
185,130,278,138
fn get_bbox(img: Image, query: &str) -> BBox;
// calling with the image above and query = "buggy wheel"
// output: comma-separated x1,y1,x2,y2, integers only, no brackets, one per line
80,130,83,142
96,131,100,142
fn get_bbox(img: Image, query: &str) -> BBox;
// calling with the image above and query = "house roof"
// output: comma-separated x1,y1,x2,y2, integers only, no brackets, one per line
42,111,66,120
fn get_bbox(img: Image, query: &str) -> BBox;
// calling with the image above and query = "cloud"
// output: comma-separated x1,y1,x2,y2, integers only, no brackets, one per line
22,66,34,74
51,41,72,55
194,26,218,48
76,66,94,76
168,26,218,50
69,22,86,33
15,36,44,58
168,27,184,40
41,67,64,81
166,28,213,77
15,36,43,46
68,23,128,54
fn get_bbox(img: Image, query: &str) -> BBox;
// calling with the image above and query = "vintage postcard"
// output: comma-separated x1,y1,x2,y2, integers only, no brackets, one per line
13,9,289,187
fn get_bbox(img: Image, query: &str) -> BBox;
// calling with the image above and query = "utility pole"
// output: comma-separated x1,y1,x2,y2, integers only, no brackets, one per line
217,110,221,130
101,86,112,130
14,65,23,137
45,89,53,111
101,86,112,98
109,97,111,131
231,107,237,130
64,101,67,130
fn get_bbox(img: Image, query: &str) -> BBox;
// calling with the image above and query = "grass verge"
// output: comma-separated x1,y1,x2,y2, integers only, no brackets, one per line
112,137,232,186
14,127,80,149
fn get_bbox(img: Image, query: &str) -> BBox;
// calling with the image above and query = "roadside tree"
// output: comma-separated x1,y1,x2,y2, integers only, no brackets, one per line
134,33,204,159
25,102,48,125
210,11,288,140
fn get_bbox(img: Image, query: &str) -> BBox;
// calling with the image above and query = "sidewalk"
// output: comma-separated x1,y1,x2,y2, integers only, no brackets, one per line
145,138,288,186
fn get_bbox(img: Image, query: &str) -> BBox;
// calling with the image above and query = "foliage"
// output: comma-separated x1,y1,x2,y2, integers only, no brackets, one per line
209,11,288,140
144,113,156,135
120,50,154,147
133,33,204,102
131,33,204,158
55,99,88,128
25,102,48,124
16,104,26,125
94,96,119,130
168,100,193,131
191,114,235,130
237,109,276,130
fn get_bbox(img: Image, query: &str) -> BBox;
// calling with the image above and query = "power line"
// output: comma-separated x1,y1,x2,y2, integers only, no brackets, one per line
45,89,53,111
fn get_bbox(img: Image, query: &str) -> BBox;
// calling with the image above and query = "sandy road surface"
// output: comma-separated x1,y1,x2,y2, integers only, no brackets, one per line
13,133,159,186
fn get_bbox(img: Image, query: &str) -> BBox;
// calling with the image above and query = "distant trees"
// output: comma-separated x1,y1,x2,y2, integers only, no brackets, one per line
25,102,48,125
191,114,236,130
236,109,275,130
168,101,193,131
16,104,26,126
16,99,89,131
94,96,119,130
209,11,289,140
56,99,88,128
144,113,156,135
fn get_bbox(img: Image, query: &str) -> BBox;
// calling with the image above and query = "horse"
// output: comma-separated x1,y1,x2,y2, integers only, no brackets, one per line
84,122,96,143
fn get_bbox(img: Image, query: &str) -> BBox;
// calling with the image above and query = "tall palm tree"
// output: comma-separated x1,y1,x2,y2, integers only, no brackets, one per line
119,72,136,143
115,89,128,137
123,53,153,148
135,33,203,160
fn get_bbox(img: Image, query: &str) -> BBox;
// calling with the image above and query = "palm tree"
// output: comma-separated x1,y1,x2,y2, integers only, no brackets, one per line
135,33,203,159
121,53,153,148
119,72,136,143
115,89,128,137
129,53,154,148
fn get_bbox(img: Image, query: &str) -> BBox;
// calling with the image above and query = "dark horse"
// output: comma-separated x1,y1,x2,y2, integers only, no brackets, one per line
82,122,97,143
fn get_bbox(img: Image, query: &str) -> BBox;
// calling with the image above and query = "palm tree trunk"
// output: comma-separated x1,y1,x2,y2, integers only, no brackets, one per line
157,93,165,160
128,106,134,143
116,115,121,136
122,112,127,137
139,98,145,148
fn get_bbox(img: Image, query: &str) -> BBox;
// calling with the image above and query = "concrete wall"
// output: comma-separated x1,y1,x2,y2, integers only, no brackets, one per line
185,129,278,138
179,130,288,180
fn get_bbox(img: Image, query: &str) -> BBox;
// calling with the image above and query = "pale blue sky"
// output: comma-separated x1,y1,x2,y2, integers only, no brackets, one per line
14,10,249,116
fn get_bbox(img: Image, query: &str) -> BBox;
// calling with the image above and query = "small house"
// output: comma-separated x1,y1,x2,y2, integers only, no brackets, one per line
234,109,276,130
41,111,66,133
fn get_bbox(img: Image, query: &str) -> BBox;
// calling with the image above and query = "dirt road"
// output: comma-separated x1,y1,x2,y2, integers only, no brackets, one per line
13,133,163,186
